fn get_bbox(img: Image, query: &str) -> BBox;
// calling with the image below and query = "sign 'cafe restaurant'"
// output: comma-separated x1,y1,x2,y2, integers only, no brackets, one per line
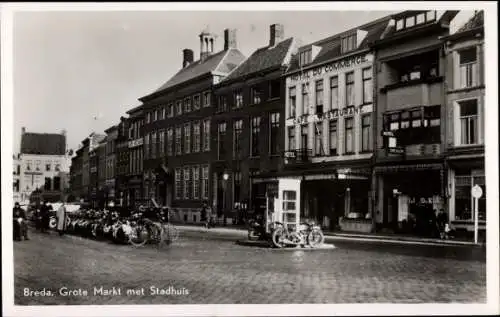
276,52,376,232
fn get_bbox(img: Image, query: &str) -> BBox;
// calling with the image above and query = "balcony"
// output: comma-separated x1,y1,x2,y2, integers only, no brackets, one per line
382,77,443,111
284,149,312,165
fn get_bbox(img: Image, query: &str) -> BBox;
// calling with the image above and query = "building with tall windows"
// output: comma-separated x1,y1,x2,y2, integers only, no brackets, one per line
19,127,71,203
126,105,144,208
139,27,246,223
371,10,459,234
280,16,391,232
442,11,485,233
212,24,299,224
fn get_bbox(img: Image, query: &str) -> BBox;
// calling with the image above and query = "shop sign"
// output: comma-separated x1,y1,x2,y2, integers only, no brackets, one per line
409,197,434,204
388,147,405,155
128,138,143,148
290,106,369,125
289,54,372,83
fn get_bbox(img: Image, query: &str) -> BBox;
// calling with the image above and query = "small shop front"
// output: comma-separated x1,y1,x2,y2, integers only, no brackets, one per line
374,162,446,235
446,156,486,232
275,166,372,232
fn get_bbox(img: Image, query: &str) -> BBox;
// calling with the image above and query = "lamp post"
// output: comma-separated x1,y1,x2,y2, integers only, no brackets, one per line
222,172,229,225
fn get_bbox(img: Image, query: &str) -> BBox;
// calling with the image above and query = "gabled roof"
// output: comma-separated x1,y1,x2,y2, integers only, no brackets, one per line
286,16,391,74
21,133,66,156
457,10,484,33
143,48,246,99
223,37,295,83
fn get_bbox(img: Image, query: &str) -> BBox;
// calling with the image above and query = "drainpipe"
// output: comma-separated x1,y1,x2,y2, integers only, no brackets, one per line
371,48,379,233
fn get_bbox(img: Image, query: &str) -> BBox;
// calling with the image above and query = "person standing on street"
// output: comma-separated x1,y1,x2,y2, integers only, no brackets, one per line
56,201,67,236
39,201,49,233
13,202,29,241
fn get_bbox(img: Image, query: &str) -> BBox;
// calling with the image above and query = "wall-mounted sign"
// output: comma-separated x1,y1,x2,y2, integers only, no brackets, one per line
388,147,405,155
128,138,143,148
288,105,372,126
409,197,434,204
289,54,372,83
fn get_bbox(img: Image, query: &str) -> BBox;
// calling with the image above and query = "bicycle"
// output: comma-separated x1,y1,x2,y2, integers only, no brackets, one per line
128,209,179,247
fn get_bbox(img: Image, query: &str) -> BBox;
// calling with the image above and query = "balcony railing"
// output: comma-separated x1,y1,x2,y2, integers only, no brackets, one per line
283,149,312,164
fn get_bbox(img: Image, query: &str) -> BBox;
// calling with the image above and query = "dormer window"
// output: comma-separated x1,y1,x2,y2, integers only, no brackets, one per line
395,11,437,32
341,34,357,54
299,49,312,66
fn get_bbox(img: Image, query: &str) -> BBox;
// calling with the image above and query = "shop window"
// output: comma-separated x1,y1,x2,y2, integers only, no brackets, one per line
44,177,52,191
455,174,486,221
53,176,61,191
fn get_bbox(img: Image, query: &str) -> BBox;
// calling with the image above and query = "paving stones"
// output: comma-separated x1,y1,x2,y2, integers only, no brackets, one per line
13,230,486,305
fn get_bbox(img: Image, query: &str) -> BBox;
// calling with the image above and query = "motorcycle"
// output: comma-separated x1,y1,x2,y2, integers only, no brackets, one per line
247,218,266,241
271,222,324,248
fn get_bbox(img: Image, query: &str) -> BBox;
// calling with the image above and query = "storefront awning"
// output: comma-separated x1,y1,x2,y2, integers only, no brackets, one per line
374,163,443,173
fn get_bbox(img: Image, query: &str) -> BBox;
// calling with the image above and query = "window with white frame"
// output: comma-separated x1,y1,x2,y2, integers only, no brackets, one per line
270,112,280,155
314,122,323,156
234,90,243,108
203,91,211,107
176,100,183,116
167,103,174,118
167,128,173,156
302,83,310,115
299,49,312,66
344,117,354,154
218,122,226,160
192,165,200,199
233,119,243,158
184,97,192,113
341,34,356,54
184,123,191,154
288,86,296,118
362,67,373,104
251,85,262,104
175,126,182,155
151,131,157,158
457,99,479,145
175,168,182,199
203,119,210,151
193,94,201,110
282,190,297,211
315,80,324,115
287,126,295,150
193,121,201,152
458,47,478,88
159,130,165,155
330,76,339,109
329,119,338,155
202,165,209,199
346,72,355,107
361,114,372,152
184,166,191,199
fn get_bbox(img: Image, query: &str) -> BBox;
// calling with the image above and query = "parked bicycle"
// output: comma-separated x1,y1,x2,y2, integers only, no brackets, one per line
128,208,179,247
271,221,324,248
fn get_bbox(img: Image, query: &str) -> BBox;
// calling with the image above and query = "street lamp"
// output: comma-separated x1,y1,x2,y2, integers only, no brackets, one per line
222,172,229,225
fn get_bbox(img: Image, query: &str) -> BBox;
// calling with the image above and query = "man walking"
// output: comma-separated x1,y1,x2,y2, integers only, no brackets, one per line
13,202,29,241
56,201,67,236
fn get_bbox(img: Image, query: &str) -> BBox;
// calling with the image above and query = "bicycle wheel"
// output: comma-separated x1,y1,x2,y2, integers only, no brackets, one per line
161,224,179,243
307,229,324,247
128,224,150,247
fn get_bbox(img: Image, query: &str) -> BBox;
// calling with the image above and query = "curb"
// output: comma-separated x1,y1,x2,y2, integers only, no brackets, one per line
175,225,482,248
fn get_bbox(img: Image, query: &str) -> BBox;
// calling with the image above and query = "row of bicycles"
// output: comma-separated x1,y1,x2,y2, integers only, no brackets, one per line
47,208,179,247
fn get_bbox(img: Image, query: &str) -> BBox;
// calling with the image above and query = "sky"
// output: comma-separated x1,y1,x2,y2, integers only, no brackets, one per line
11,6,476,154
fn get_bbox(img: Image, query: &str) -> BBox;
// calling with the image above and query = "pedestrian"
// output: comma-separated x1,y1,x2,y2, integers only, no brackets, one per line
437,209,448,239
205,204,213,229
13,202,29,241
39,201,50,233
56,201,67,236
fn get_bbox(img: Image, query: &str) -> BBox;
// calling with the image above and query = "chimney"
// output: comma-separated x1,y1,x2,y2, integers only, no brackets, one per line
21,127,26,135
182,49,194,68
224,28,237,50
269,24,285,47
61,129,67,136
199,29,216,61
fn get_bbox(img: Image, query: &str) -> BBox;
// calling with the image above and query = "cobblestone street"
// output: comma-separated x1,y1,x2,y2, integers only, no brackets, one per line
14,229,486,305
